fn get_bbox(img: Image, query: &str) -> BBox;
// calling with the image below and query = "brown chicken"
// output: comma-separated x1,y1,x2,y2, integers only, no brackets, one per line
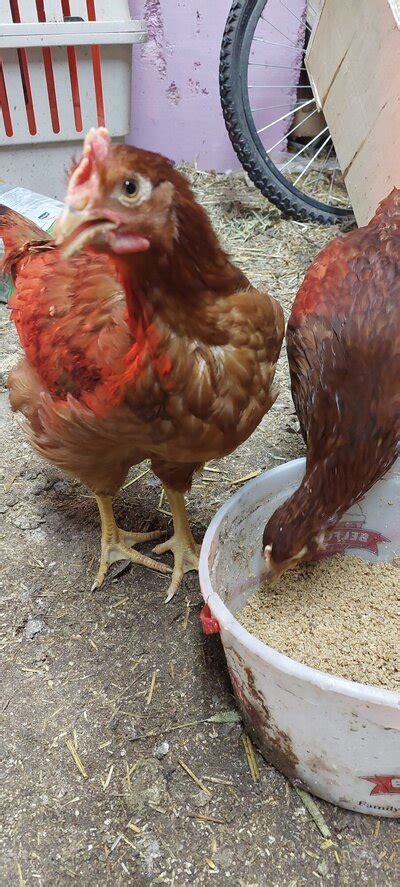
263,189,400,579
3,127,284,600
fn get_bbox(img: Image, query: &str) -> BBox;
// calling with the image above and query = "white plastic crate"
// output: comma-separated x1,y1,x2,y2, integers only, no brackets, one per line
0,1,146,197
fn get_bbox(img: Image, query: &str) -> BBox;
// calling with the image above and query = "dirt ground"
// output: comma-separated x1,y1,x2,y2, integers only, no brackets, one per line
1,171,398,886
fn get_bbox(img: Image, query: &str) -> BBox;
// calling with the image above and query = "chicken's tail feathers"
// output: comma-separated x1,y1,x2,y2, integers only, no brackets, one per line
0,204,52,275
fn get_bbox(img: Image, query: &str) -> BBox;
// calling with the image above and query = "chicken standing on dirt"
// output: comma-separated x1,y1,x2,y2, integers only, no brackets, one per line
263,189,400,580
3,127,284,600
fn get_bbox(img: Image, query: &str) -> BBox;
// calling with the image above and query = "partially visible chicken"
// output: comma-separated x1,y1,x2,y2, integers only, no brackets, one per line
3,127,284,600
263,189,400,580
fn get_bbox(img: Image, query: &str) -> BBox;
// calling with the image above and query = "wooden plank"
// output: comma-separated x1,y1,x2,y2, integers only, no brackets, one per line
307,0,400,224
345,99,400,225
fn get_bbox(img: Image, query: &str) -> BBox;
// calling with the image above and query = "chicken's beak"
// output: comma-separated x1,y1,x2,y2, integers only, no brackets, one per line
263,545,281,584
263,543,309,584
55,206,117,259
55,205,151,258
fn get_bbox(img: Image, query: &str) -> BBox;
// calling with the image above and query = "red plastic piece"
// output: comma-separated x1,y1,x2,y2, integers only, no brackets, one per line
200,604,220,635
0,61,13,137
87,0,106,127
10,0,37,135
61,0,83,132
36,0,61,134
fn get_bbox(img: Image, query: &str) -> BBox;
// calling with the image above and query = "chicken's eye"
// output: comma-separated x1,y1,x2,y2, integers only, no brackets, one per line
121,178,139,201
117,174,152,207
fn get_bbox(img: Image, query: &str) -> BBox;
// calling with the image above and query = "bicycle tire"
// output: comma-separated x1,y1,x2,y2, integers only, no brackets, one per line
220,0,354,225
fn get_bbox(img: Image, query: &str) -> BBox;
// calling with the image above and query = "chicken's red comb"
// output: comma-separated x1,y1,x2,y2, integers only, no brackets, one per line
82,126,111,162
66,127,111,209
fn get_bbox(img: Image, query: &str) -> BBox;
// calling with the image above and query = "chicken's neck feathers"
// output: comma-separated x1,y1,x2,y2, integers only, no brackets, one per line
291,454,353,539
281,440,396,554
114,244,246,345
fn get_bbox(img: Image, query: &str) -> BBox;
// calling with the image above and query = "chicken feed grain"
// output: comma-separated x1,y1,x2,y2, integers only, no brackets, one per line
237,555,399,690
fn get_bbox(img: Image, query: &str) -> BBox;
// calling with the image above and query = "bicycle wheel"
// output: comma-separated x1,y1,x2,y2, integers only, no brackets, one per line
220,0,354,224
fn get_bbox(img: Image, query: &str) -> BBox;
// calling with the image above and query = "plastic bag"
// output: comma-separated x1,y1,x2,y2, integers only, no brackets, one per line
0,185,63,303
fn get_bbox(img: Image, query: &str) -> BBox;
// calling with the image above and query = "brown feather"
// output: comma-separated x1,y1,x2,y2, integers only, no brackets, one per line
263,189,400,571
6,145,284,503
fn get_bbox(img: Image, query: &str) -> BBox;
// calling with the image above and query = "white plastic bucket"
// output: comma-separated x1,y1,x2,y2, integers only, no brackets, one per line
199,458,400,817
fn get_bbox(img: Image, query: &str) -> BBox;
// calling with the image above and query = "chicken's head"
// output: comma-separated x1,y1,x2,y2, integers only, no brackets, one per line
56,127,182,258
262,502,324,583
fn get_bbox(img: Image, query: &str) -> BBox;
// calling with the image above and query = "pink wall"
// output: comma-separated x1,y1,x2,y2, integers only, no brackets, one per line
128,0,238,169
128,1,306,170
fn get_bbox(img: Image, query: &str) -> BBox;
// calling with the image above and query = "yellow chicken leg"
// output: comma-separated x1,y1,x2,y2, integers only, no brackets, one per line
152,488,200,602
92,495,171,590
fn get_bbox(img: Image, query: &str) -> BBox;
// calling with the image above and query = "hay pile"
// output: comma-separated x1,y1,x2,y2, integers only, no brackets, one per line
179,164,350,316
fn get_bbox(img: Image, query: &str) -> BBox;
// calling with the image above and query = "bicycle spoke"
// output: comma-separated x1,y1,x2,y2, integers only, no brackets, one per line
251,101,315,112
279,0,311,32
293,135,332,185
327,167,337,204
280,126,329,171
260,14,297,47
314,141,334,187
249,63,307,70
307,2,319,19
248,84,313,89
253,36,306,51
266,108,319,150
220,0,352,217
256,98,315,133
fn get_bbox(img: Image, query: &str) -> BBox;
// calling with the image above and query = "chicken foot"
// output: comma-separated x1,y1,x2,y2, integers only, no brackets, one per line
152,488,200,602
92,495,171,590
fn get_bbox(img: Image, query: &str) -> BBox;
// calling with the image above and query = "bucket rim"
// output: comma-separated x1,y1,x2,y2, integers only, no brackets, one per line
199,457,400,707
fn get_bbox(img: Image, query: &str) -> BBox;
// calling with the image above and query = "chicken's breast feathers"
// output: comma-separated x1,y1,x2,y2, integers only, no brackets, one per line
10,248,132,402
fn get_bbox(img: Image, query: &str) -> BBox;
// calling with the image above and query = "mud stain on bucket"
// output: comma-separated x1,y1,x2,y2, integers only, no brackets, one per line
227,649,300,784
307,753,336,776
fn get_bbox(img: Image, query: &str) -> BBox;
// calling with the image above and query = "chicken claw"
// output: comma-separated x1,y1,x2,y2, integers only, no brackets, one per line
93,495,171,590
152,488,200,602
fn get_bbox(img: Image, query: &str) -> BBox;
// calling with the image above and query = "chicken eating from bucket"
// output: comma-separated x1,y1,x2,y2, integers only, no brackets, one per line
200,188,399,692
3,126,284,601
262,189,400,582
